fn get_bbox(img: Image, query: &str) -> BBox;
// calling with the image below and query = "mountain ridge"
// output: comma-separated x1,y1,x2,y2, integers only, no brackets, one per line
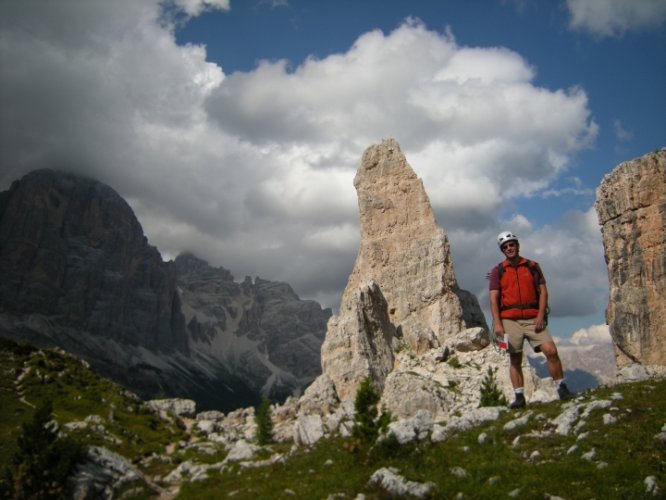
0,169,330,411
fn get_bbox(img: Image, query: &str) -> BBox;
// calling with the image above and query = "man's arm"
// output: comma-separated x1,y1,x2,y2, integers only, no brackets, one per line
489,289,504,337
534,283,548,332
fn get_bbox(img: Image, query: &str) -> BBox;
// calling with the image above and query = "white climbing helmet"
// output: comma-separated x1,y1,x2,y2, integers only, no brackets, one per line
497,231,519,249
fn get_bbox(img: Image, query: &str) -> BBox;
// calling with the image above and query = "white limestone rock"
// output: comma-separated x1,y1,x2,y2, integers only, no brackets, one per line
549,403,580,436
71,446,155,498
294,414,325,446
320,281,395,401
224,439,259,463
385,409,434,444
595,149,666,367
431,407,502,443
164,460,225,483
369,467,435,499
446,327,490,353
645,475,661,496
380,370,454,420
147,398,196,418
618,363,650,381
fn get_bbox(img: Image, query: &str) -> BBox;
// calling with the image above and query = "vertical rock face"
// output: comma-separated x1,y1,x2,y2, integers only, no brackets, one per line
320,281,396,401
595,149,666,367
319,139,487,400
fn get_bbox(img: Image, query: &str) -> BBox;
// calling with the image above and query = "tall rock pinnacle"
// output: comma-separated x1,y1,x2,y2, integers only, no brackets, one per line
595,149,666,367
320,139,487,400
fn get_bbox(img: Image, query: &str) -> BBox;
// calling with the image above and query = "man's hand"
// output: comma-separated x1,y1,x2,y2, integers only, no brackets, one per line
534,316,545,333
495,324,505,339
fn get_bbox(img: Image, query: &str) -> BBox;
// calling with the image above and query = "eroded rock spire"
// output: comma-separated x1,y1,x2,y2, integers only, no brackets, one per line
319,139,488,400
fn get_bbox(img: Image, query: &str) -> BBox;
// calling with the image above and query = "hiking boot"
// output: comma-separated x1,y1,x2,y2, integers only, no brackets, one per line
509,393,526,409
557,383,573,400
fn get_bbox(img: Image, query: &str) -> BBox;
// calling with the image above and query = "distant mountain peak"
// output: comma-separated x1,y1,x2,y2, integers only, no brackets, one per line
0,169,330,411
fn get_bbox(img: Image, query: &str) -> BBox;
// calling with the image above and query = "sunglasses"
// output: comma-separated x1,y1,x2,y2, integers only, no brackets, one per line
501,242,517,251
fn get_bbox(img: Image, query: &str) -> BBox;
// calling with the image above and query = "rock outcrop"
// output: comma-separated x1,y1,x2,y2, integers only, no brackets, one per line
319,281,396,401
595,149,666,367
318,139,489,402
0,169,330,410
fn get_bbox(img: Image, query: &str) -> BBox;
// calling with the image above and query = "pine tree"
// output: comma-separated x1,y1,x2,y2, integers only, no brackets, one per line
479,367,508,407
254,398,273,445
1,400,85,499
352,378,390,444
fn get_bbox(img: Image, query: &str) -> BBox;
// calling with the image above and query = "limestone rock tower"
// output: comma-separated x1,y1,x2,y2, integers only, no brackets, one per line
595,149,666,367
320,139,487,400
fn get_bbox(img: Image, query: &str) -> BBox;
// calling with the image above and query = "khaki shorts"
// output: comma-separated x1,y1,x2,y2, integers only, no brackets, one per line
502,318,553,354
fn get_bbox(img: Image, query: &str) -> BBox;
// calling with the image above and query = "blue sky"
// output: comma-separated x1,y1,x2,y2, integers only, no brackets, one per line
1,0,665,343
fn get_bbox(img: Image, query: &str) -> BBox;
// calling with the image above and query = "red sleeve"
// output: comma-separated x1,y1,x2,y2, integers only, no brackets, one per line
533,262,546,285
488,265,500,291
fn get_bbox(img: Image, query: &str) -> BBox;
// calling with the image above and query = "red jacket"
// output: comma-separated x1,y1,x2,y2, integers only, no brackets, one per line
493,258,544,320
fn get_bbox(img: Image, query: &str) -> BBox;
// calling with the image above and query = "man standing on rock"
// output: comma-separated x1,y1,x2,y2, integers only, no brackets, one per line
488,231,572,408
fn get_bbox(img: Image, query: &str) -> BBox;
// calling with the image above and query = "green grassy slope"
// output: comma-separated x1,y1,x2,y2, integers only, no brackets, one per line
1,338,664,499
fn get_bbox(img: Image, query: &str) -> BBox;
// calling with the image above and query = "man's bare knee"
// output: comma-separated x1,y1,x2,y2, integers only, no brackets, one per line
540,342,558,357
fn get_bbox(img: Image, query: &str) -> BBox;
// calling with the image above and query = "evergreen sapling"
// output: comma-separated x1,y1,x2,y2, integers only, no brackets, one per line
254,398,274,445
352,378,390,445
479,367,508,407
1,400,84,499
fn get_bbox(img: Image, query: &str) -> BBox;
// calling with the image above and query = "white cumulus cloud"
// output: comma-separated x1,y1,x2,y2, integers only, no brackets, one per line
171,0,230,17
570,324,613,345
0,2,603,317
566,0,666,37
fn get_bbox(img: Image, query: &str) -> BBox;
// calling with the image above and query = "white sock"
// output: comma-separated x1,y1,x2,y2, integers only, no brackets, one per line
515,388,524,395
555,379,565,388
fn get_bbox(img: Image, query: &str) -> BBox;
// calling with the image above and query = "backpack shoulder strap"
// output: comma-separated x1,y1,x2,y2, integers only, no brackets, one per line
497,261,506,280
498,259,543,281
525,260,544,283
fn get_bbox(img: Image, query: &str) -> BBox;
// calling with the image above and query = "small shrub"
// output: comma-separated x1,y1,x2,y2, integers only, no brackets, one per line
255,398,273,445
479,367,508,407
368,432,402,462
447,356,462,369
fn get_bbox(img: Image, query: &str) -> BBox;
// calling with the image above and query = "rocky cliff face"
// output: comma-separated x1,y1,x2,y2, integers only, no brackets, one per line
312,139,494,409
595,149,666,367
0,169,330,410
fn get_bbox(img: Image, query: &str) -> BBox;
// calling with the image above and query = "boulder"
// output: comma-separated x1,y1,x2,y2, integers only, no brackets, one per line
369,467,435,499
294,415,325,446
70,446,157,499
147,398,196,418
